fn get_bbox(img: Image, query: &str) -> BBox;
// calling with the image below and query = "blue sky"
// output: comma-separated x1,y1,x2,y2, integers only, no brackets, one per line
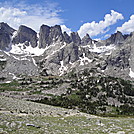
0,0,134,39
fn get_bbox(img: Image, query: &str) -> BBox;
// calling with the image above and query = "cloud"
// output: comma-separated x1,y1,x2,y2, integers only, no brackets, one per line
78,10,124,38
0,1,63,31
61,25,71,35
116,15,134,34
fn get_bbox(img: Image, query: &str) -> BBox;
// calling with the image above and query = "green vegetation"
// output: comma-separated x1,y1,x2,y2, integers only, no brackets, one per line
0,81,22,91
34,68,134,116
0,113,134,134
0,68,134,116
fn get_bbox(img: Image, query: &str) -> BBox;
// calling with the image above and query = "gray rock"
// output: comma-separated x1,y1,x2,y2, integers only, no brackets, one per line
70,32,81,44
0,22,15,35
107,47,130,69
26,123,40,128
39,25,50,48
12,25,38,48
63,43,79,64
39,25,63,48
63,31,72,44
105,31,126,46
0,22,15,50
81,34,92,46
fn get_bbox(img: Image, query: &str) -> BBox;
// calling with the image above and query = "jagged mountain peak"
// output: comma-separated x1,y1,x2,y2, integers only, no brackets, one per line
63,31,72,44
0,22,15,35
81,33,92,45
12,25,38,48
1,22,134,81
70,32,81,44
105,31,126,45
0,22,15,50
39,24,63,48
18,25,37,34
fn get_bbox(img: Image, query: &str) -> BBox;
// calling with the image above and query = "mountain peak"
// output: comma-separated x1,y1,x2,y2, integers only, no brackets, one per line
0,22,15,50
12,25,38,48
70,32,81,44
0,22,15,35
39,24,63,48
81,33,92,45
104,31,126,45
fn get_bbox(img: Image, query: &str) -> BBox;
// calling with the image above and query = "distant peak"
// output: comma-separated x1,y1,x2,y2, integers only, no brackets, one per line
0,22,15,35
19,25,37,33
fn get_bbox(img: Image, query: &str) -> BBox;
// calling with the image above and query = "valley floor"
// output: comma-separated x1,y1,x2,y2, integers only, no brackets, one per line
0,96,134,134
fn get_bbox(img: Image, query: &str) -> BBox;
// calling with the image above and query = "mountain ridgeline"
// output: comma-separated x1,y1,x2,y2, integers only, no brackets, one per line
0,22,134,116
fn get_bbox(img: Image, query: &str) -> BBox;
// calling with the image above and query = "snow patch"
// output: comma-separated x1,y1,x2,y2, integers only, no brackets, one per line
88,43,116,54
4,51,10,56
45,42,66,59
59,61,67,75
5,81,11,83
105,52,112,56
9,43,46,56
101,70,105,72
79,53,92,66
9,72,18,80
0,58,6,61
129,68,134,78
12,31,18,39
32,58,37,66
11,55,31,61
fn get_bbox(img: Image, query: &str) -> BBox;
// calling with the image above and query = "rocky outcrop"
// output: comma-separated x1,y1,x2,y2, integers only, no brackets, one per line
81,34,92,46
0,22,15,50
63,43,79,64
70,32,81,44
63,32,72,44
0,22,134,81
38,42,79,75
105,31,128,46
39,25,50,48
12,25,38,48
39,25,63,48
0,22,15,35
107,47,130,69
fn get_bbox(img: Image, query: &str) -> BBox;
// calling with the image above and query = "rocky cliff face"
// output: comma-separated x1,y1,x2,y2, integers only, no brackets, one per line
0,22,15,50
81,34,92,46
39,25,63,48
0,22,134,81
103,31,129,46
12,25,38,48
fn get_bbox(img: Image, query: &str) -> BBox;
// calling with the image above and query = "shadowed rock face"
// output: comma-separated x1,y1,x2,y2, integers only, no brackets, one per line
39,25,63,48
12,25,38,48
105,31,128,46
70,32,81,44
0,22,15,35
0,22,15,50
81,34,92,46
39,25,50,48
1,23,134,81
63,32,72,44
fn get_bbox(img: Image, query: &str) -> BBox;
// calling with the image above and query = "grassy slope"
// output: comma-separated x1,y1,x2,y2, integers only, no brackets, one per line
0,96,134,134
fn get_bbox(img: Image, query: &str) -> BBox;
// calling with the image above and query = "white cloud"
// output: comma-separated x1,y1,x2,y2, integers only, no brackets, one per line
0,1,63,31
104,34,111,38
117,15,134,34
61,25,71,35
78,10,124,38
